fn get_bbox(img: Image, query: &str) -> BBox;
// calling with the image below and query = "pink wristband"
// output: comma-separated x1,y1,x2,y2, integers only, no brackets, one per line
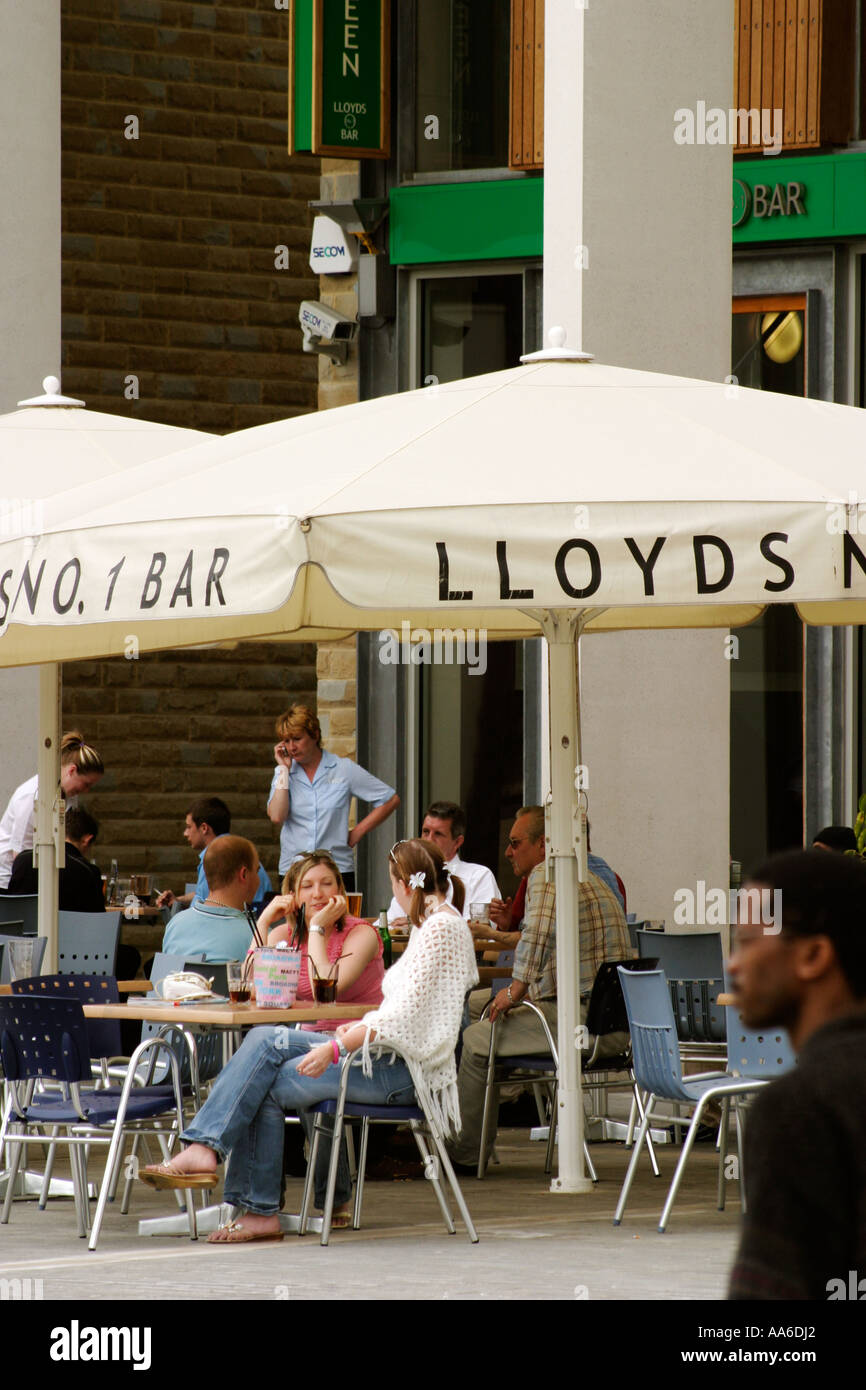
331,1040,340,1065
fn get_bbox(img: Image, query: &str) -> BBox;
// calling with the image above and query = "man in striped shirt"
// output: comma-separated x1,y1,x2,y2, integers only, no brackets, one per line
450,807,631,1169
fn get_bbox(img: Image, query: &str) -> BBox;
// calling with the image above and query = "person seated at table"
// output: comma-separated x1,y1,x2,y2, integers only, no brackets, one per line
256,849,384,1030
163,836,261,963
139,838,478,1244
156,797,271,912
386,800,500,932
8,806,105,912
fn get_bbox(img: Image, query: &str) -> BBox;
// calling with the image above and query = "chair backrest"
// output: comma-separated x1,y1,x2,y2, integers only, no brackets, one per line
721,965,795,1078
10,973,122,1060
635,929,724,978
0,895,39,935
724,1011,796,1079
626,919,651,951
617,965,696,1102
585,956,658,1036
58,910,120,976
0,935,47,985
636,930,726,1042
0,995,92,1084
143,953,223,1087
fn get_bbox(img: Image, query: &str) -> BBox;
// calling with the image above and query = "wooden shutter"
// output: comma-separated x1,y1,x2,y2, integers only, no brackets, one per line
733,0,854,153
509,0,544,170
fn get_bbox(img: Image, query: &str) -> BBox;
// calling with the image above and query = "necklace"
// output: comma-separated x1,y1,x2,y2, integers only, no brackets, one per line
204,897,235,910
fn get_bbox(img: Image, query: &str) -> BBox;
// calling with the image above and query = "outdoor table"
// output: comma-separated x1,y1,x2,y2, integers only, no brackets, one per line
80,998,375,1240
82,1000,372,1026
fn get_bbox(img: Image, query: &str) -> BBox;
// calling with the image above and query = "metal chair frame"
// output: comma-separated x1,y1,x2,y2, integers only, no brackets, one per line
298,1048,479,1246
612,967,782,1232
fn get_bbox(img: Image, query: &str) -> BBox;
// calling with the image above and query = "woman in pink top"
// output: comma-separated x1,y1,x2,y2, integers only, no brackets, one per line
254,850,383,1224
256,850,384,1031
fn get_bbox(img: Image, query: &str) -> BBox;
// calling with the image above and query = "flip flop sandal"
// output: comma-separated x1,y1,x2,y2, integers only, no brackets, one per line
206,1221,284,1245
329,1211,353,1229
139,1162,218,1190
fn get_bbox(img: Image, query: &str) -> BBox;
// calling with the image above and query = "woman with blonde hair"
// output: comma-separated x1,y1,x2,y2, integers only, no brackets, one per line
0,731,104,890
141,838,478,1244
267,703,399,893
256,849,384,1030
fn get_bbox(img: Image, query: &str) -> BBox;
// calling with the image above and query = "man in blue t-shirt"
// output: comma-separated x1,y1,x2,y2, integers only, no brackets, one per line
156,797,271,912
163,835,261,963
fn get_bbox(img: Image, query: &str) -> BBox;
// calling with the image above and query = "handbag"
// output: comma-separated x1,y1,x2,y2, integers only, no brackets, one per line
155,971,221,1002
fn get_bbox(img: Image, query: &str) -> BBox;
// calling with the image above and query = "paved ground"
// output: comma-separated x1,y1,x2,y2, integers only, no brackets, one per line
0,1129,739,1302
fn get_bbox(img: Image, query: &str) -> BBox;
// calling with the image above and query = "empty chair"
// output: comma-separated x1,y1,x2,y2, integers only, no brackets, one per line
0,994,196,1249
613,966,773,1232
58,910,121,976
636,928,726,1049
716,998,795,1213
0,935,47,985
11,973,122,1064
0,895,38,936
635,928,724,977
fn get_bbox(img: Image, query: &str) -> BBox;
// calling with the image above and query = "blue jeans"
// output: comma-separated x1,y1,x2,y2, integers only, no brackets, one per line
181,1026,415,1216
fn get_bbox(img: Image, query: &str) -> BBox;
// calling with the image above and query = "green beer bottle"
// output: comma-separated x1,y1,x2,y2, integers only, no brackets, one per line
377,909,392,968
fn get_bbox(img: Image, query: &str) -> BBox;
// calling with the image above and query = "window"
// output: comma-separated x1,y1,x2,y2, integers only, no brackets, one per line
418,271,524,385
413,0,511,175
731,295,807,396
730,295,806,866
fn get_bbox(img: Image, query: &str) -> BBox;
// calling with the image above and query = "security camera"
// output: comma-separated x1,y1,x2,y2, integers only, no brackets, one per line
299,300,359,365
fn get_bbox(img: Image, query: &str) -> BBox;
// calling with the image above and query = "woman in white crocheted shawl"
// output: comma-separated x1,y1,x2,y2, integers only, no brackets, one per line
139,838,478,1244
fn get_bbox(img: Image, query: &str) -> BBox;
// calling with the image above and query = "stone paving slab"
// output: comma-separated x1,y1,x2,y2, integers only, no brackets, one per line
0,1133,739,1302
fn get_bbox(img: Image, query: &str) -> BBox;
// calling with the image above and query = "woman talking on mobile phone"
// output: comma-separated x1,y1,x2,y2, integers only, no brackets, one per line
266,704,399,894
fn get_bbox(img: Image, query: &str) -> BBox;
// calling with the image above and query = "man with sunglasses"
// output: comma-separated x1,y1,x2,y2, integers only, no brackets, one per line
449,806,631,1170
727,849,866,1300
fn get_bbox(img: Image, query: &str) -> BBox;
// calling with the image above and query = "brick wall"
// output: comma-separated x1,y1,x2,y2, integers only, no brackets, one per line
60,0,320,432
62,641,317,892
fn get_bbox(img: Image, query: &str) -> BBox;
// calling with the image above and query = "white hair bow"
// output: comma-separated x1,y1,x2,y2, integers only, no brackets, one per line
408,871,426,889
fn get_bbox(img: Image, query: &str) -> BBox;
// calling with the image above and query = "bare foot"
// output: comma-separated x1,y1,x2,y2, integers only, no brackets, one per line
208,1212,282,1242
152,1143,218,1175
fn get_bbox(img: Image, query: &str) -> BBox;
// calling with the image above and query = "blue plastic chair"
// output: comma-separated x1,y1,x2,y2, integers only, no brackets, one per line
0,994,196,1249
299,1049,479,1246
715,996,795,1213
636,929,726,1048
58,911,121,976
613,966,776,1232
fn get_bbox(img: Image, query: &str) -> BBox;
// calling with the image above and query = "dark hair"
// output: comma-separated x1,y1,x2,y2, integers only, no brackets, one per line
60,730,104,776
187,796,231,838
389,838,465,925
203,834,257,889
748,848,866,997
65,807,98,844
425,801,466,840
812,825,857,853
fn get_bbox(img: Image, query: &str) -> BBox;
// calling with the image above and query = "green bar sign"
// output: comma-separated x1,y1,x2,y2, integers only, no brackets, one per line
291,0,389,159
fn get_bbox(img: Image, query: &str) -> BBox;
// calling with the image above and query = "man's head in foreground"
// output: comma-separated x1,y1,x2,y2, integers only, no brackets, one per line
729,848,866,1049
